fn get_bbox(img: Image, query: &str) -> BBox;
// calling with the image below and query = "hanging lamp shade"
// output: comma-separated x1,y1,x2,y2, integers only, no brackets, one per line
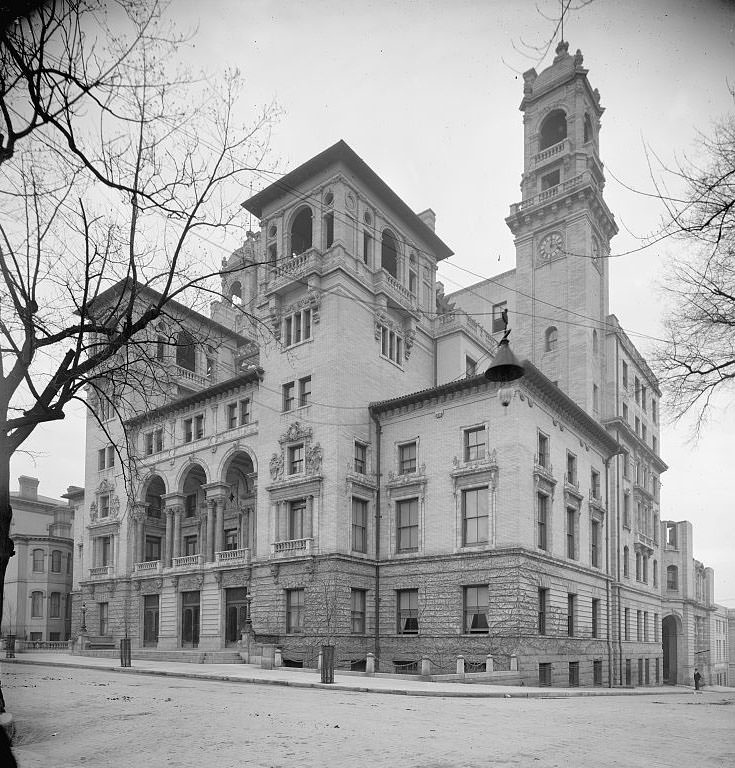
484,338,525,383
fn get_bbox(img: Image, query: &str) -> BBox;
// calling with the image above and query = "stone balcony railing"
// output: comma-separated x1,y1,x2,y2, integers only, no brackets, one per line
88,565,114,578
133,560,163,574
172,554,204,569
510,171,593,216
271,538,313,557
215,548,250,565
532,138,568,166
435,312,495,351
636,532,656,550
373,269,416,312
173,364,210,390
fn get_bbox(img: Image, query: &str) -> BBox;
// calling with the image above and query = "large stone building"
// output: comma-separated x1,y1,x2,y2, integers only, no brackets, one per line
3,476,81,642
72,42,727,686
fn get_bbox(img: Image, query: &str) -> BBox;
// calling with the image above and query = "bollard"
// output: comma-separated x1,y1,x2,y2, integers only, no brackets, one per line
274,647,282,668
366,652,375,675
321,645,335,684
486,654,494,673
456,654,465,675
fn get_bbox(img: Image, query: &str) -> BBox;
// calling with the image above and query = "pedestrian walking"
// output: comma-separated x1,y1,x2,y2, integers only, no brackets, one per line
694,669,702,692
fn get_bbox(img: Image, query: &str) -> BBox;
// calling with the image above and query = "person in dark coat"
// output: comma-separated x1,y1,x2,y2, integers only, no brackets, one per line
694,669,703,691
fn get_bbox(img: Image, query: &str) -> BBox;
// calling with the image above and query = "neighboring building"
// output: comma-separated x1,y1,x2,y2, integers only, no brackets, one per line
72,41,725,686
3,476,81,642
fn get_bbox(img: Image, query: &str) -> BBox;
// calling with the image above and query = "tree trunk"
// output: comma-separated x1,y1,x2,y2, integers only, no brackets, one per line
0,441,15,713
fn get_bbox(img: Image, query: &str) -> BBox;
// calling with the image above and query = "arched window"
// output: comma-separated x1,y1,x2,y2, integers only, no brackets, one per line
229,281,242,305
666,565,678,591
32,548,44,572
145,476,166,519
31,591,43,617
175,330,196,372
635,552,641,581
49,592,61,618
623,546,629,577
584,114,594,144
290,207,313,256
545,326,558,352
51,550,62,573
539,109,567,150
381,229,399,278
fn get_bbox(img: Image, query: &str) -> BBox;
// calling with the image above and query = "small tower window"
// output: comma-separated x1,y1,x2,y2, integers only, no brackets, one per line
290,207,313,256
381,229,399,278
539,109,567,150
541,170,560,191
545,326,558,352
229,281,242,306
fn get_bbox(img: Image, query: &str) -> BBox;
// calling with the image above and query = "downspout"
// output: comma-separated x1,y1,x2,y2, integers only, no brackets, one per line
371,409,382,671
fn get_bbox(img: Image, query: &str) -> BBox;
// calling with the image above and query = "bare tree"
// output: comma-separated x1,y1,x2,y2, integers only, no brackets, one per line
653,114,735,431
0,1,278,710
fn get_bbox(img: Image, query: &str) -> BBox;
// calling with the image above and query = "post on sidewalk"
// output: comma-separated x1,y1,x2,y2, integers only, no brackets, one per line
366,652,375,675
421,656,431,678
486,654,494,673
456,655,465,675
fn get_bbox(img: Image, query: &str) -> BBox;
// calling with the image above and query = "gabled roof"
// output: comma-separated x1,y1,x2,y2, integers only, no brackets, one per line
242,140,454,261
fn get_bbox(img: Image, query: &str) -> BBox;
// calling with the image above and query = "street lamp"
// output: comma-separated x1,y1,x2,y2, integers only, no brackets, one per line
80,602,87,634
484,313,525,404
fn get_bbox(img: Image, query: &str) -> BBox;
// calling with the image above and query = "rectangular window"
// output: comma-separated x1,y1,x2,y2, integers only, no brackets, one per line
538,662,551,687
184,535,198,556
397,589,419,634
492,302,507,333
354,442,367,474
31,591,43,617
350,589,366,634
145,536,161,562
362,231,371,264
145,432,154,455
288,500,306,540
591,519,600,568
288,444,304,475
644,611,649,642
283,309,312,347
98,536,111,567
591,469,600,500
49,592,60,618
635,416,640,435
98,448,106,470
379,326,403,365
464,427,486,462
592,598,600,638
239,398,251,425
566,507,577,559
538,588,548,635
568,661,579,687
397,498,419,552
642,424,647,443
624,608,630,641
398,442,417,474
286,589,305,634
194,414,204,440
184,418,193,443
634,377,640,404
623,494,631,527
227,403,238,429
464,585,489,634
537,432,549,468
567,594,576,637
225,529,238,551
32,549,44,572
537,493,548,551
351,497,368,553
298,376,311,407
637,610,642,642
106,446,115,468
99,602,109,635
282,381,295,412
462,487,488,546
99,494,110,519
566,452,577,485
641,386,647,412
593,660,603,686
622,361,629,389
153,429,162,453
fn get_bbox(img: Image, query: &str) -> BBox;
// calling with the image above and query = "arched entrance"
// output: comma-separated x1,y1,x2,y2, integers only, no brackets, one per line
662,614,680,684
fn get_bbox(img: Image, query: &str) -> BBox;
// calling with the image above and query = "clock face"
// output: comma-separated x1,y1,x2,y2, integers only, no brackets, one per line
539,232,563,261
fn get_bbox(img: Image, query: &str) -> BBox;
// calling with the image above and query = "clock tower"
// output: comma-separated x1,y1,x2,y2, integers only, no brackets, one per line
506,41,617,417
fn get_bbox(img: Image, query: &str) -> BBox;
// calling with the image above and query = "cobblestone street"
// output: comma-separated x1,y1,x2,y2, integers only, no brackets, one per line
4,664,734,767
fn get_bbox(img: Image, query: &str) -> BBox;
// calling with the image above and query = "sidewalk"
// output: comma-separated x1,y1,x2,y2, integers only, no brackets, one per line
0,653,701,699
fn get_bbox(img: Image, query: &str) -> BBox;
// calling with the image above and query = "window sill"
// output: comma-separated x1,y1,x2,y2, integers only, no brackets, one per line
283,337,313,352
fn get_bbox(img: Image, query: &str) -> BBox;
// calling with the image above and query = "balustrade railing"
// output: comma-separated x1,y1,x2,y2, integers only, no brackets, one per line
89,565,114,578
134,560,162,573
215,548,250,564
172,554,203,568
533,138,568,165
272,538,312,556
510,172,593,215
173,364,209,389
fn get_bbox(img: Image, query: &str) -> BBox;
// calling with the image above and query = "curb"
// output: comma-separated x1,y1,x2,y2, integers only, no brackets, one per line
1,657,695,700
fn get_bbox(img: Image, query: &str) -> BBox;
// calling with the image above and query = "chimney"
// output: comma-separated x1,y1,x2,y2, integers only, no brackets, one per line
18,475,39,500
417,208,436,232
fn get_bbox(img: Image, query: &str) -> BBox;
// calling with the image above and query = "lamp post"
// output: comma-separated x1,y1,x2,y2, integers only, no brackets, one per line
484,313,525,398
80,602,87,634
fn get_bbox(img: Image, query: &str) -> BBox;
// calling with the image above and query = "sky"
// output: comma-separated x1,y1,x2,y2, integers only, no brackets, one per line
10,0,735,605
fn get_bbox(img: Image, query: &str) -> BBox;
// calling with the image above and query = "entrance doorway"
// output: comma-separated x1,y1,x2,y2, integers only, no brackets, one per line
181,591,200,648
662,614,679,684
143,594,159,647
225,587,248,646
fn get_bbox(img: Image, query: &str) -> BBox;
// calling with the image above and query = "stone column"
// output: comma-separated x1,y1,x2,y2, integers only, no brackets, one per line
173,507,182,560
136,516,145,565
214,497,224,555
206,500,216,561
305,496,314,539
164,509,173,567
